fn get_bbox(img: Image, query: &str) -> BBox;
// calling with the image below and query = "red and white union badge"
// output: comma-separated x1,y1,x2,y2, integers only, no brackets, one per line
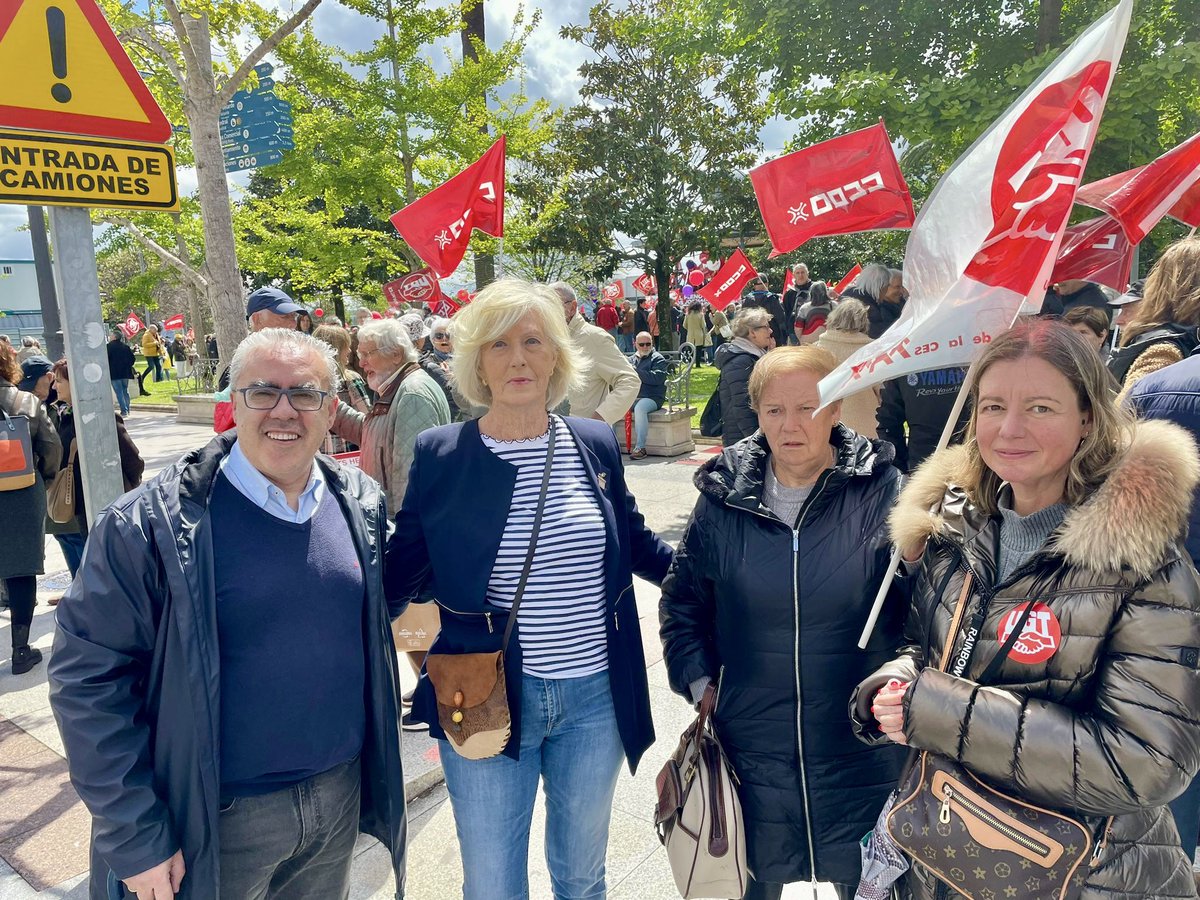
998,602,1062,664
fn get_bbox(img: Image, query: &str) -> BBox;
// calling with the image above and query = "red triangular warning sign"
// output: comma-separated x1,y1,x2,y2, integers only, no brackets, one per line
0,0,171,143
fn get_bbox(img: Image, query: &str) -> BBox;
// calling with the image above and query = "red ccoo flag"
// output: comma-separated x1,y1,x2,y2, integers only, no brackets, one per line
390,137,506,278
1075,130,1200,239
163,313,185,331
750,122,915,258
833,263,862,294
697,249,758,311
1050,215,1134,292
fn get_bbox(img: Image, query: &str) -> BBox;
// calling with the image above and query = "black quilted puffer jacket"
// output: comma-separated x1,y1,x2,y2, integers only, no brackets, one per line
851,419,1200,899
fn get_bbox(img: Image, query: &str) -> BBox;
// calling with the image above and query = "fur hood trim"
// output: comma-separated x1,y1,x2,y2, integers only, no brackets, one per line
889,419,1200,577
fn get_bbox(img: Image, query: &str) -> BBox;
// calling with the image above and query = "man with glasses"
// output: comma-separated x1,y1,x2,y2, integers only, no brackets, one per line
49,329,408,900
626,331,669,459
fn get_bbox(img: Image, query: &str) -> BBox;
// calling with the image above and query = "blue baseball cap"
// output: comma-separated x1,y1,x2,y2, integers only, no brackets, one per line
246,287,304,319
18,355,53,393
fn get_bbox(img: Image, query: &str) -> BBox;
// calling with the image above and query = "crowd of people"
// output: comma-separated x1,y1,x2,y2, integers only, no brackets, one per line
3,237,1200,900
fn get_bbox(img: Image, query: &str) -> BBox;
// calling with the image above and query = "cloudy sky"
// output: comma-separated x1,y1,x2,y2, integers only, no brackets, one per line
0,0,792,260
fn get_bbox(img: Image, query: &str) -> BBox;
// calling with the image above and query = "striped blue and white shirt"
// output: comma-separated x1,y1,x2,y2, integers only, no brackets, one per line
481,416,609,679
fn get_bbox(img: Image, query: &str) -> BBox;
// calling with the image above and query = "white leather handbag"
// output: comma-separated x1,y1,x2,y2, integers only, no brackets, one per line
654,680,747,899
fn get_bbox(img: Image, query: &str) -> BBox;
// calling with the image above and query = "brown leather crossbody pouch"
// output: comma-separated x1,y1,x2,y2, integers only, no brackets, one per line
886,572,1107,900
424,424,555,760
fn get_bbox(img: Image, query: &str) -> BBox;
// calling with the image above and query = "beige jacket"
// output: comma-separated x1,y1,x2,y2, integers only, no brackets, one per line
814,329,879,437
566,314,640,424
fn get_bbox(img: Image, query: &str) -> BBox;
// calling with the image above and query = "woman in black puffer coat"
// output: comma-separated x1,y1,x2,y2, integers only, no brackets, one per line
715,305,776,446
661,346,908,899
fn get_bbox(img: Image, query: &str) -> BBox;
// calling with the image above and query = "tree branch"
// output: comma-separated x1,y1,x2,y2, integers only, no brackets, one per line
217,0,325,106
123,24,185,87
159,0,202,78
102,218,210,296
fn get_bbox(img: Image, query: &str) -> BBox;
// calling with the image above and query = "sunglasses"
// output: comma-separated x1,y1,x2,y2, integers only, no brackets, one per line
432,332,451,341
636,342,652,347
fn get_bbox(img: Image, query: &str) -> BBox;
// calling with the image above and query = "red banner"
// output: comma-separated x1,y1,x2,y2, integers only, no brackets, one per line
1076,132,1200,239
390,137,506,278
1050,216,1134,292
750,122,915,257
124,312,144,336
782,269,795,295
383,268,444,309
833,263,862,294
632,273,656,296
697,249,758,311
163,313,184,330
602,280,625,302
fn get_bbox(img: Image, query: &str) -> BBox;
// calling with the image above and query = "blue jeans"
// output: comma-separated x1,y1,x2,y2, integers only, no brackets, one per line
54,532,85,579
616,333,634,354
440,671,625,900
112,379,131,415
146,356,163,382
631,398,659,450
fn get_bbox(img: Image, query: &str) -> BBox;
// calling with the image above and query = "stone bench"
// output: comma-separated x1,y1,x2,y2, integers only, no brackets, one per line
174,394,217,426
619,405,695,457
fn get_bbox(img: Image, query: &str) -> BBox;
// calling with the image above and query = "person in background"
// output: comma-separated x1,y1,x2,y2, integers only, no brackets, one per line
313,324,372,454
682,301,712,364
742,276,789,348
595,297,620,340
296,310,314,334
386,279,673,900
813,299,878,436
708,303,731,353
841,264,905,338
1109,279,1144,336
427,317,454,363
17,336,43,363
1062,304,1112,356
397,312,460,420
782,262,812,344
0,341,61,675
1039,277,1110,316
140,324,165,387
661,346,906,899
715,306,774,447
858,319,1200,899
1109,239,1200,397
617,299,636,353
551,282,641,425
626,331,669,460
795,281,836,346
875,364,969,474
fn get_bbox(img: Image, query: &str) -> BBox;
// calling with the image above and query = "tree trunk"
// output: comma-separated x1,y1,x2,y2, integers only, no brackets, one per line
461,0,495,290
171,213,207,344
653,248,676,350
332,284,346,323
183,14,246,370
1035,0,1064,53
27,206,64,360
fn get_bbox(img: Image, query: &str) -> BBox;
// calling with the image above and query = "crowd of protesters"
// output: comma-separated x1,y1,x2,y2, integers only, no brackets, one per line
4,237,1200,900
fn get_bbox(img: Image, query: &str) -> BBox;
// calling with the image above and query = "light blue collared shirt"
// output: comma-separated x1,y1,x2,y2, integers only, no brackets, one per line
218,438,326,524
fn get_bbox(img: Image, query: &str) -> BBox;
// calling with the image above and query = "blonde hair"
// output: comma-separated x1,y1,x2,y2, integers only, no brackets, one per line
825,298,869,334
961,318,1133,516
1119,238,1200,345
450,279,580,410
749,345,838,410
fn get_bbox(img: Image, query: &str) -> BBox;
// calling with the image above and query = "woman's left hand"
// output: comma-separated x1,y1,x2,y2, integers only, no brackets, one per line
873,680,910,745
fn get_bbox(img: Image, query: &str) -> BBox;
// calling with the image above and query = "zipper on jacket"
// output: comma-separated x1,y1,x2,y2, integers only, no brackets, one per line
485,612,493,634
1090,816,1114,866
790,467,833,884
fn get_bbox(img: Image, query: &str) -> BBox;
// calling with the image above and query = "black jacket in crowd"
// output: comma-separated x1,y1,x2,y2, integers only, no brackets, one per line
875,366,968,473
659,426,908,885
628,350,669,405
714,341,760,446
741,290,789,347
1039,280,1110,316
782,281,812,336
106,339,137,382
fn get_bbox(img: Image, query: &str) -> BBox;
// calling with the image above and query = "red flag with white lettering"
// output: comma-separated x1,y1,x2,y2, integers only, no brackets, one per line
818,0,1131,405
1075,131,1200,239
632,273,656,296
697,249,758,311
390,137,506,278
833,263,862,294
163,313,184,331
750,123,915,258
1049,216,1134,291
124,312,144,336
383,268,444,310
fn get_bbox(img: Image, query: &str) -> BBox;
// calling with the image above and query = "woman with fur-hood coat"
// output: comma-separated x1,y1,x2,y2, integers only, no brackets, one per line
851,319,1200,899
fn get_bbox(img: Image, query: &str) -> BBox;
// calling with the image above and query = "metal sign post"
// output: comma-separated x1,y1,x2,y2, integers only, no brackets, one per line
48,205,125,522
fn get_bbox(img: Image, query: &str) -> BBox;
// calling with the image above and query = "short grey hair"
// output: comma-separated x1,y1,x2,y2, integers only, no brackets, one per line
21,336,36,347
732,306,772,338
428,316,452,336
825,298,870,334
548,281,577,303
854,263,892,301
356,319,418,365
229,328,340,392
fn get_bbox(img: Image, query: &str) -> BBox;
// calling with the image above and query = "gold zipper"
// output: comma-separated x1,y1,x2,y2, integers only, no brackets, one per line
940,783,1051,857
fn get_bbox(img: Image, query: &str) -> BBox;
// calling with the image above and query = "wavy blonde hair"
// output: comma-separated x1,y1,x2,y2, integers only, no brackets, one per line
1119,237,1200,345
450,279,580,410
961,318,1133,516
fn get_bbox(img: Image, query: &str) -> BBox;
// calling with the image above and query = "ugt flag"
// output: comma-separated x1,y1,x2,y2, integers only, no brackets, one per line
390,137,506,278
124,312,145,336
697,249,759,311
1074,129,1200,240
819,0,1131,407
1049,216,1134,292
750,122,915,257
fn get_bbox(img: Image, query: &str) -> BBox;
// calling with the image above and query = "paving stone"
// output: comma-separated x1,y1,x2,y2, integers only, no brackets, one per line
0,802,90,892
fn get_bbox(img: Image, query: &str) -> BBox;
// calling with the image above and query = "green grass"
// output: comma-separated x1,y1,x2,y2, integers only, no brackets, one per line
686,364,719,429
130,357,208,406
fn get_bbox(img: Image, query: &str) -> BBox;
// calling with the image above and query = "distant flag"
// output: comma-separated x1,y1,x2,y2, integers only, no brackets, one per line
833,263,862,294
124,312,145,336
1049,215,1134,292
783,269,796,295
697,249,758,311
632,273,656,296
163,312,185,331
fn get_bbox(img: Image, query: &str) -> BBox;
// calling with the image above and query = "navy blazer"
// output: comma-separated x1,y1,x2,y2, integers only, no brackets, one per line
385,415,674,772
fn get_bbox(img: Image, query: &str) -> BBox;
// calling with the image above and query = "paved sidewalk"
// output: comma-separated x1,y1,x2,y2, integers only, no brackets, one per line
1,415,840,899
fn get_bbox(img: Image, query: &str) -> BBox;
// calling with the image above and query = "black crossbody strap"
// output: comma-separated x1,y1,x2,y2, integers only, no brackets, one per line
501,420,556,652
978,600,1038,685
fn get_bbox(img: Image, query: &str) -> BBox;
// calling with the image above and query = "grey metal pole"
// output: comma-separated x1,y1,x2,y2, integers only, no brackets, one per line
27,206,63,360
48,206,125,525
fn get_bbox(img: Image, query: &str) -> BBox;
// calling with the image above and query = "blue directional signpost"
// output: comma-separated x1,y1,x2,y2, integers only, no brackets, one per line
221,63,294,173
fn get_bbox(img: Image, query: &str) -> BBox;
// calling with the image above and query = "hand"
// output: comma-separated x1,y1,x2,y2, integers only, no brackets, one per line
901,540,927,564
122,850,185,899
872,680,910,746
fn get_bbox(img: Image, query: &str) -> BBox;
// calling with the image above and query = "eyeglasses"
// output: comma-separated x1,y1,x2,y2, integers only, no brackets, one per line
235,386,330,411
432,332,451,341
357,347,385,359
636,342,652,347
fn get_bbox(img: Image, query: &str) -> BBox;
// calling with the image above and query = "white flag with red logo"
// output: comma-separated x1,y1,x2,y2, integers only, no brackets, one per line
1049,215,1134,291
819,0,1131,406
390,137,505,278
697,249,759,311
1074,129,1200,239
124,312,144,336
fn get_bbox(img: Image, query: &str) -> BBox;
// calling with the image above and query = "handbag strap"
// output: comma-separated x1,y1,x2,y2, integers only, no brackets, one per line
936,569,1041,682
937,572,974,674
500,419,557,652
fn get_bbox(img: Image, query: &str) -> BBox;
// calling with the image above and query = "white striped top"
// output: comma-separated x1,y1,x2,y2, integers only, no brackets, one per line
481,416,609,679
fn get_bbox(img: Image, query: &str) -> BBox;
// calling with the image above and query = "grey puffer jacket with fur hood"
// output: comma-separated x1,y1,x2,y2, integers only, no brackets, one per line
851,419,1200,899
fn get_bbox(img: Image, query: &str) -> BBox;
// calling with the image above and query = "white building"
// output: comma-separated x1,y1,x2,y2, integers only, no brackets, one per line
0,259,44,343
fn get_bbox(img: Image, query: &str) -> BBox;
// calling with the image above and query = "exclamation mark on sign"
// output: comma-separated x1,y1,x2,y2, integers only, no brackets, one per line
46,7,71,104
